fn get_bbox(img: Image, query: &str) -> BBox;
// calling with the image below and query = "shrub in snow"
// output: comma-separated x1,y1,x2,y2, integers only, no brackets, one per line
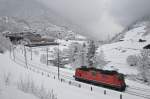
37,85,57,99
0,34,11,53
127,55,138,66
17,77,57,99
3,72,11,86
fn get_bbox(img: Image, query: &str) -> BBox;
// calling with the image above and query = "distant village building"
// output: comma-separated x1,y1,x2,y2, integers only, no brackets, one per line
5,31,57,46
143,44,150,49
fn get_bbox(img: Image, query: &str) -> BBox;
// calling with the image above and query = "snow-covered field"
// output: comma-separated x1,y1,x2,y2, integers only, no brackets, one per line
101,23,150,75
1,20,150,99
5,24,150,99
0,50,148,99
0,86,38,99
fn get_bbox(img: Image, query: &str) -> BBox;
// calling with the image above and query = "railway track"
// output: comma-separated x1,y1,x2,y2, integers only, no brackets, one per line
126,86,150,99
128,86,150,92
14,56,74,81
125,90,150,99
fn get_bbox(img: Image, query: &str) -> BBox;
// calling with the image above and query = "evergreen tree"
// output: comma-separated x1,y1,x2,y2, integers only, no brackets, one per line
94,49,107,69
87,40,96,67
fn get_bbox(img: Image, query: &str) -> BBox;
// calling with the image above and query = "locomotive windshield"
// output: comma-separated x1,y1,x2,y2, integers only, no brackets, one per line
118,74,124,80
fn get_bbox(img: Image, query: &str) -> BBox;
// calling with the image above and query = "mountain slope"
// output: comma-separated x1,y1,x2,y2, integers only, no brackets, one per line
100,21,150,75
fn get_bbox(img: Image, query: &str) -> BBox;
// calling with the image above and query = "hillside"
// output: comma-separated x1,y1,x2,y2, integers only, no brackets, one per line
0,16,87,41
100,20,150,75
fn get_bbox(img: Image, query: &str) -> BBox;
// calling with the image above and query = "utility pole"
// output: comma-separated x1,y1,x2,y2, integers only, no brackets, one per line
12,45,15,61
57,33,61,79
9,44,12,58
24,45,28,67
30,47,32,60
46,47,49,66
81,43,86,66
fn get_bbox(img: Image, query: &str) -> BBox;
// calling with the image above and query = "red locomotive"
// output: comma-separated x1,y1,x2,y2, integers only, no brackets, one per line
74,66,126,91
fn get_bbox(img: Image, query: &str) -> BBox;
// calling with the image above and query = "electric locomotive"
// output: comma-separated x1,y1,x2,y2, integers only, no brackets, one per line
74,66,126,91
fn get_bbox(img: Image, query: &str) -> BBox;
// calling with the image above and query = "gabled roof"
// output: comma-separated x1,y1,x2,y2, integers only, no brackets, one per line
143,44,150,49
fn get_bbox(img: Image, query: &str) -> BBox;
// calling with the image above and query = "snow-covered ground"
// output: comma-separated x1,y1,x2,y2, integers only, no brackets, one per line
100,23,150,75
0,50,148,99
8,28,150,99
0,86,38,99
1,20,150,99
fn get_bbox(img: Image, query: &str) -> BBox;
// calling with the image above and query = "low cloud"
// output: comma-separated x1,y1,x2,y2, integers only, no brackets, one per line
1,0,150,40
37,0,150,40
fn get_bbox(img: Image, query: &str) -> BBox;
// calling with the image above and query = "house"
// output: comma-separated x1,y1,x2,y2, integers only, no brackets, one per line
143,44,150,49
139,39,146,42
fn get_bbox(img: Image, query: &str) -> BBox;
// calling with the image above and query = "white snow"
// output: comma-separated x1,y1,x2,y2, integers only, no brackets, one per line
100,24,150,75
1,21,150,99
0,51,146,99
0,86,38,99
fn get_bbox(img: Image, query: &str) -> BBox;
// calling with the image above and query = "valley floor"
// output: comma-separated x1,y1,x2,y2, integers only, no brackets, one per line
0,51,149,99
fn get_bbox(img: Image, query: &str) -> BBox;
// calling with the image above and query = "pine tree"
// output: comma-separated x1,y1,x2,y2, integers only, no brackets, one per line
94,50,107,69
87,40,96,67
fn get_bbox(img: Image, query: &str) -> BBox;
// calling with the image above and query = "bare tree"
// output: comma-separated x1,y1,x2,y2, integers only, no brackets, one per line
137,49,150,83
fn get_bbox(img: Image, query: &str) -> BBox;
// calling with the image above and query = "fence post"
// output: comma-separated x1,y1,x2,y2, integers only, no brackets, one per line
46,48,49,66
30,47,32,60
9,45,12,58
79,84,81,88
104,90,106,95
24,46,28,67
12,45,15,61
120,94,122,99
91,86,93,91
69,81,71,85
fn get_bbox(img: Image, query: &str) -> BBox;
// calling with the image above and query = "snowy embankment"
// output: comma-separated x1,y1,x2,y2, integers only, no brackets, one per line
0,51,146,99
0,86,38,99
0,53,40,99
101,23,150,75
9,37,150,99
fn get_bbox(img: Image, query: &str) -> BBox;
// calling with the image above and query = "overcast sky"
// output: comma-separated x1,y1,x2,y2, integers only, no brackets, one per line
0,0,150,40
36,0,150,40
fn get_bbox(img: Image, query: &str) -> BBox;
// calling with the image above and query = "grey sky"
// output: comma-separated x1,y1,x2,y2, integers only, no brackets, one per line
1,0,150,40
36,0,150,40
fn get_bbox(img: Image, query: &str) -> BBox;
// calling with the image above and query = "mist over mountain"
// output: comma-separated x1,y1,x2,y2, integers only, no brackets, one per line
38,0,150,40
1,0,150,41
0,0,47,17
